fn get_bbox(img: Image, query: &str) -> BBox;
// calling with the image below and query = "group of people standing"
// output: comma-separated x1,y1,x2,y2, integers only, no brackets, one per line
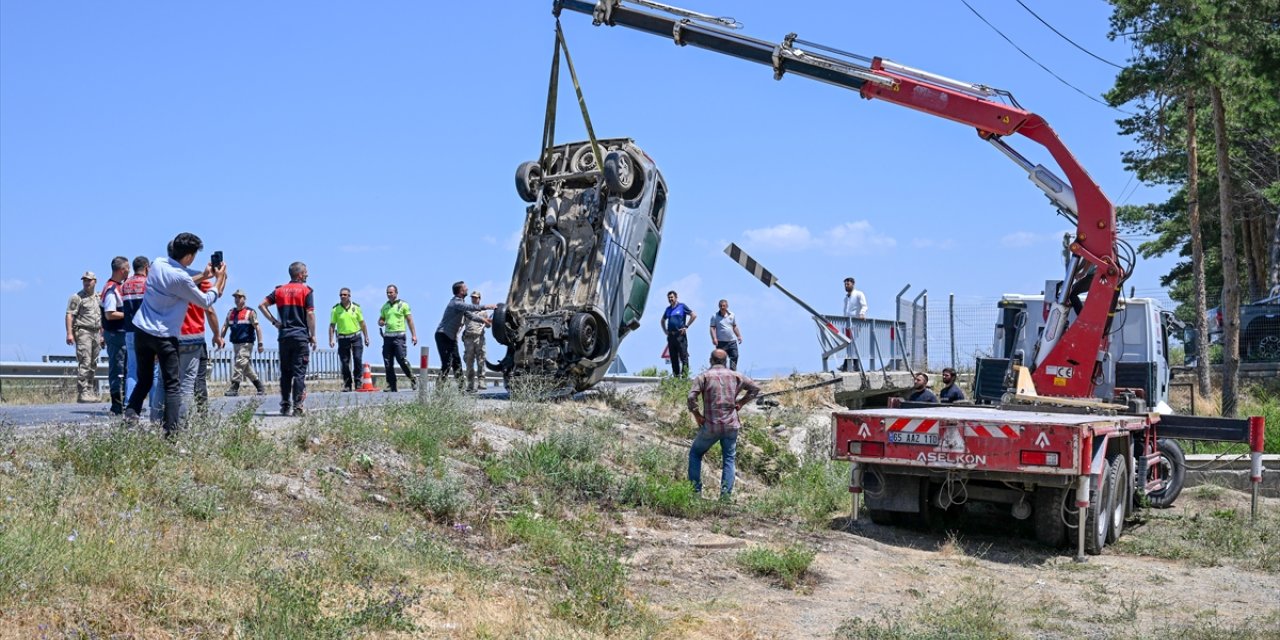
66,232,502,436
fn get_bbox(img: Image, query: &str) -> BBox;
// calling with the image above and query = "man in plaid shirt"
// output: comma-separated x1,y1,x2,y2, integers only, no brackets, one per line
687,349,761,500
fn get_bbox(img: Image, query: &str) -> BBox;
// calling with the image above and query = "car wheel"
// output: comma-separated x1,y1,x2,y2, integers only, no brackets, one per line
568,312,604,358
570,144,601,173
1143,439,1185,508
492,305,519,347
515,161,541,203
603,150,644,200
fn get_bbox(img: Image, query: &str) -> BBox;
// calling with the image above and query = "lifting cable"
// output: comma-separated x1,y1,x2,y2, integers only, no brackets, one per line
541,20,604,175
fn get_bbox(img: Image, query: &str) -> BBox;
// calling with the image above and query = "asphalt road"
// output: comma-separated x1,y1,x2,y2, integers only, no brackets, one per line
0,383,513,431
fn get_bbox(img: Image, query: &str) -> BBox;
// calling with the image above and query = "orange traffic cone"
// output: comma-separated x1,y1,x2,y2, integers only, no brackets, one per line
356,363,378,392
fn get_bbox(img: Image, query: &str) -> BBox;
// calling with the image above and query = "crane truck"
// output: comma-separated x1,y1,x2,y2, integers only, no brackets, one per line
555,0,1267,558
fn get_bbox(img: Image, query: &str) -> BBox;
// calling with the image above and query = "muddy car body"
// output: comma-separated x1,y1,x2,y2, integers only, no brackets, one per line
492,138,667,390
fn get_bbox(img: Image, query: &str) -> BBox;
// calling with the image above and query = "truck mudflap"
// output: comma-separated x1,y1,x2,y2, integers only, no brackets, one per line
832,407,1149,476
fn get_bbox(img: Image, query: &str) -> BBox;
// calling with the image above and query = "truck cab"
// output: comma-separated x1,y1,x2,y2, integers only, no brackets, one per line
978,289,1176,411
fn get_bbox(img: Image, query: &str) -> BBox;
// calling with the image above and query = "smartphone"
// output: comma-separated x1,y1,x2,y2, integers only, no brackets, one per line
211,251,223,267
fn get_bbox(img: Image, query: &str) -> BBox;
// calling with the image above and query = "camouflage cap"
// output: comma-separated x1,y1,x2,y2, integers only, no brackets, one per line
232,289,246,297
81,271,97,280
470,291,481,298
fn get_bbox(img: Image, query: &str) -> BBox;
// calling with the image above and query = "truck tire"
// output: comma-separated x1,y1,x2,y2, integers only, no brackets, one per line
1033,486,1066,547
1084,457,1119,555
1144,439,1185,508
603,150,644,200
515,161,541,203
1105,455,1127,544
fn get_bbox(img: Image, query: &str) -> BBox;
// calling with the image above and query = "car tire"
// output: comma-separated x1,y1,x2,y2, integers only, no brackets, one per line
570,144,601,173
603,150,644,200
568,311,607,359
1144,438,1185,509
492,305,518,347
515,161,542,203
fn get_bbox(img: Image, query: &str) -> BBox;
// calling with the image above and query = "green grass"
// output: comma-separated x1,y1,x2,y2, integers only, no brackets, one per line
1112,486,1280,572
1239,390,1280,454
834,577,1017,639
404,473,469,522
748,460,849,526
735,543,816,589
504,511,651,633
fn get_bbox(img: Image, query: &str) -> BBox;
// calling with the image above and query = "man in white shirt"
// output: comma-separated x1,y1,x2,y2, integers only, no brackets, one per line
842,277,867,319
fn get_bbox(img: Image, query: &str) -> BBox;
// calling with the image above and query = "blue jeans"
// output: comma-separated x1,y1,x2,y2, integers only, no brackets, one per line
124,332,139,401
688,428,738,496
104,332,127,413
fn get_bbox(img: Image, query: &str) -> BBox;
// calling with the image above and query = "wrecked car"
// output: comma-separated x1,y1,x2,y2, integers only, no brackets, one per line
491,138,667,391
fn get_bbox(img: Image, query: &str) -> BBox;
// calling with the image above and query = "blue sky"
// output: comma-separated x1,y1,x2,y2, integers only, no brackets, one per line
0,0,1176,374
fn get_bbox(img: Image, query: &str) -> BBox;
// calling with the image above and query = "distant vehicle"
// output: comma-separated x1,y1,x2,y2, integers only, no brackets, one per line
491,138,667,391
1205,292,1280,362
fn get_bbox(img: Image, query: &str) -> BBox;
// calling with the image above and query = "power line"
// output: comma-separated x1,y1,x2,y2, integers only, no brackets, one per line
1012,0,1125,69
957,0,1133,115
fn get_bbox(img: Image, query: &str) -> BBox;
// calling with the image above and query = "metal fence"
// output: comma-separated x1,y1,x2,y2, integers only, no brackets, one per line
38,349,368,383
819,316,908,372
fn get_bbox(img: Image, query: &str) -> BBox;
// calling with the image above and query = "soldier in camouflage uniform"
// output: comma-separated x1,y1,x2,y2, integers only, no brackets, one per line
65,271,103,403
462,290,491,392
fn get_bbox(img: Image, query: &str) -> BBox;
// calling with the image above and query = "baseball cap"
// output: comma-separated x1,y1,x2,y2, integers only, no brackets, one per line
470,291,481,298
81,271,97,280
232,289,246,297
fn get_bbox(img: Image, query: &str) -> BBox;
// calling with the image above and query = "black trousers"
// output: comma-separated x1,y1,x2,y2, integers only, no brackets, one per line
434,331,462,381
666,331,690,377
382,335,415,390
337,334,364,388
716,340,740,371
279,338,309,409
127,331,182,434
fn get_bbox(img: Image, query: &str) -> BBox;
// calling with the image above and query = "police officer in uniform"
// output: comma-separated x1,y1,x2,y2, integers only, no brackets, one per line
329,287,370,392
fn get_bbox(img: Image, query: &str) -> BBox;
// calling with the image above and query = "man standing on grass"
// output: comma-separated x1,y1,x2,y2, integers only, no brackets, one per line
259,262,316,416
66,271,102,403
329,287,369,392
222,290,265,396
100,256,130,414
686,348,760,501
125,232,226,437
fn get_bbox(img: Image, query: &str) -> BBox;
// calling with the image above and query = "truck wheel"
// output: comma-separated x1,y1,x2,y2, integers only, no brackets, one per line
603,150,644,200
515,161,542,203
1105,455,1127,544
1144,439,1185,508
1084,458,1118,555
1033,487,1066,547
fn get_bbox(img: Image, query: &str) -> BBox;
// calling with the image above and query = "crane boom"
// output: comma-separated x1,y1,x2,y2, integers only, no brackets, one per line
554,0,1128,399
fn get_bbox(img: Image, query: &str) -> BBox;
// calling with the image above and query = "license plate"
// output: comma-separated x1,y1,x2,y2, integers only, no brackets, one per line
889,431,940,446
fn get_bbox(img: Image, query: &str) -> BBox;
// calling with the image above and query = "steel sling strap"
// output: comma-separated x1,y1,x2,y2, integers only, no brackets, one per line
540,20,604,174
